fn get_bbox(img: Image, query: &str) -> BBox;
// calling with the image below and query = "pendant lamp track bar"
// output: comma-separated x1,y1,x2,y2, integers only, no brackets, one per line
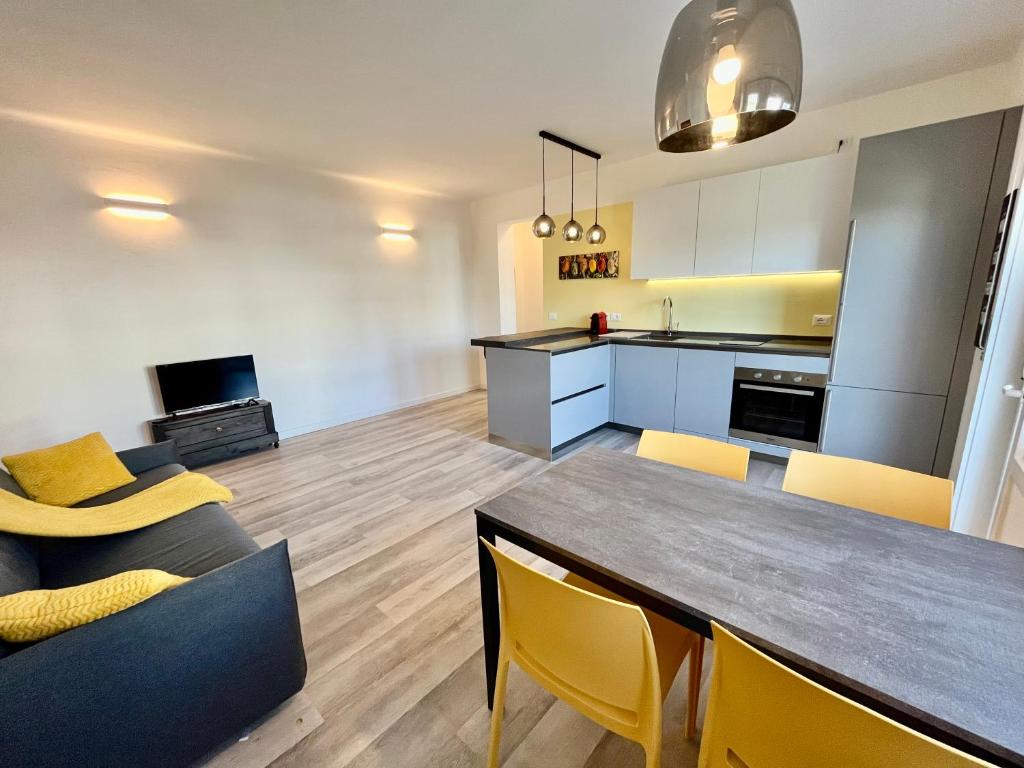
538,130,601,161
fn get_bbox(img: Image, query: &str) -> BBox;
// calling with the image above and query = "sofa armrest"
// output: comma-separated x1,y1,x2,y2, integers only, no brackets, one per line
0,541,306,768
116,440,180,475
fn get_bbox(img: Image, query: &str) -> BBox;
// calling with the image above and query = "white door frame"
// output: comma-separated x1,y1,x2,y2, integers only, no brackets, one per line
952,117,1024,537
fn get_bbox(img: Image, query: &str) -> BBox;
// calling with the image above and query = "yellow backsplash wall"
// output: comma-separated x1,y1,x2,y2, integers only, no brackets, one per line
542,202,841,336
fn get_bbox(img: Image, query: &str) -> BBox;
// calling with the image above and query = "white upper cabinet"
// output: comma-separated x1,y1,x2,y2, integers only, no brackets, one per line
630,154,855,280
752,152,855,274
631,181,699,279
694,169,761,277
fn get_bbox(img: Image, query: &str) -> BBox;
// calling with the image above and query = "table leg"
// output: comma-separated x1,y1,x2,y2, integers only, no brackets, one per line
476,516,499,710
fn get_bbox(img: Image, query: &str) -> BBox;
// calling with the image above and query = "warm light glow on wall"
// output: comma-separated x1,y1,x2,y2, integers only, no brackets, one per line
647,270,841,282
103,194,171,220
380,224,415,241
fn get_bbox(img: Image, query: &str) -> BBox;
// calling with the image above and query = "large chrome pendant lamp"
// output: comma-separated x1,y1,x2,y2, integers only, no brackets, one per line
655,0,802,152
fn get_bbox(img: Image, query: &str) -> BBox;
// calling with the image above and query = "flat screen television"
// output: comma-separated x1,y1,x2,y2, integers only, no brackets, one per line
156,355,260,414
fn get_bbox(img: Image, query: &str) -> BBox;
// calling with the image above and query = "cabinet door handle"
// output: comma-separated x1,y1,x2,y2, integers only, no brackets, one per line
819,388,833,453
828,219,857,384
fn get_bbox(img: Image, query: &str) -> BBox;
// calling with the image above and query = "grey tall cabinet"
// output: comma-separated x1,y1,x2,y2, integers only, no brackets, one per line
822,108,1021,475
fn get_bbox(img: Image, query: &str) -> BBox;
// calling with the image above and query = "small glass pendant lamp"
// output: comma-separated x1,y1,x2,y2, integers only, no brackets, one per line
585,157,606,245
532,137,556,238
562,151,583,242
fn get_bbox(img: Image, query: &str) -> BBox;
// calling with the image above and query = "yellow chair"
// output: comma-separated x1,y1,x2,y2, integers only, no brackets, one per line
782,450,953,529
698,622,996,768
481,539,702,768
637,430,750,482
561,571,705,741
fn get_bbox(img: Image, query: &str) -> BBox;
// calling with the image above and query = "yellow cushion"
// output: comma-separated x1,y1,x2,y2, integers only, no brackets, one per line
2,433,136,507
0,569,190,642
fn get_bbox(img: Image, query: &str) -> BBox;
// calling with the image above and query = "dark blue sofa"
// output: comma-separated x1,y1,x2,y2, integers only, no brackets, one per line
0,440,307,767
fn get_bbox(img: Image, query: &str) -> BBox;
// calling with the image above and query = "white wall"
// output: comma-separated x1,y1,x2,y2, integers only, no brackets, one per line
511,221,545,333
1015,40,1024,102
0,121,478,453
470,61,1024,344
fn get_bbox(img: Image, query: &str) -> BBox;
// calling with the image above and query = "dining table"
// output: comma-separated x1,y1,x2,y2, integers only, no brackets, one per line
474,447,1024,767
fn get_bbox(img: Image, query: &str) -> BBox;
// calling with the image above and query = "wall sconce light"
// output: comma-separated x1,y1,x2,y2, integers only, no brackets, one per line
381,224,415,241
103,194,171,220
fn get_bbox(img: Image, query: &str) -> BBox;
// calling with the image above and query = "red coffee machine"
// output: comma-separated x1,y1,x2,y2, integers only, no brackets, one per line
590,312,608,335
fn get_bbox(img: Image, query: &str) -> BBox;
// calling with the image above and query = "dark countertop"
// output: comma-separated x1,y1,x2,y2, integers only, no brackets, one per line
471,328,832,357
470,327,588,349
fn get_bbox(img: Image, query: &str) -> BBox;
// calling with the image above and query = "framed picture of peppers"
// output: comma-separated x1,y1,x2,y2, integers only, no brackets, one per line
558,251,619,280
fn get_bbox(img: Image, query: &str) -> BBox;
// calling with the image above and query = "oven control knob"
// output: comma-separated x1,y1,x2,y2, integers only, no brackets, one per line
772,374,783,381
793,375,804,383
753,372,763,379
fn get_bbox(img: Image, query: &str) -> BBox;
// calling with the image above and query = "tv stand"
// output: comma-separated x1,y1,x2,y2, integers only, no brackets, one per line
151,399,278,469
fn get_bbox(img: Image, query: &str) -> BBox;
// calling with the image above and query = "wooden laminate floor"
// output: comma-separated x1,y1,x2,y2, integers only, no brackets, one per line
205,389,785,768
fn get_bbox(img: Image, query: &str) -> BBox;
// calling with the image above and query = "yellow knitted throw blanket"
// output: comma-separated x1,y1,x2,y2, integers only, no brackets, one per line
0,472,233,537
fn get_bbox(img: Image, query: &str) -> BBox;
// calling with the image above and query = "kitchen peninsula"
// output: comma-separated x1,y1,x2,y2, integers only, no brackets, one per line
471,328,831,460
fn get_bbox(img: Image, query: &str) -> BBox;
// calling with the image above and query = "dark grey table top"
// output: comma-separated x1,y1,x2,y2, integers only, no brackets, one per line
476,447,1024,765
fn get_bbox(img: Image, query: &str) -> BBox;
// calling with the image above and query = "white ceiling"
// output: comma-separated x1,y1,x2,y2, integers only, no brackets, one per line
1,1,1021,199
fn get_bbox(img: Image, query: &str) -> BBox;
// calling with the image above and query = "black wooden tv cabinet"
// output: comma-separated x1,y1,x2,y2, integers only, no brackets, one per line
150,399,278,468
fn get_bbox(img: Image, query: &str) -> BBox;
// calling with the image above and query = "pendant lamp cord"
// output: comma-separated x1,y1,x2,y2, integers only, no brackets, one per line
570,151,575,219
594,158,599,225
541,138,546,213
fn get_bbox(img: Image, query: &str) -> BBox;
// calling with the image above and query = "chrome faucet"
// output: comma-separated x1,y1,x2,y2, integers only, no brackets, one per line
663,296,674,333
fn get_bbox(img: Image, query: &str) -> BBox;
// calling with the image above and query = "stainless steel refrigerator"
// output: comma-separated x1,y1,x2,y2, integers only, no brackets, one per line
822,108,1020,475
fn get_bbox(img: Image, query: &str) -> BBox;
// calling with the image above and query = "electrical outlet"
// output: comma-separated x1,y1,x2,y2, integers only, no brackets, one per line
610,312,622,322
548,312,558,321
812,314,833,327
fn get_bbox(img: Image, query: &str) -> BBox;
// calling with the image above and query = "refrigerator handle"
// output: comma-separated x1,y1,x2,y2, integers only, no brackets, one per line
828,218,857,384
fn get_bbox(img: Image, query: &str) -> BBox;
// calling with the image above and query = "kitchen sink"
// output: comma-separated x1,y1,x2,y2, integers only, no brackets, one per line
637,332,691,341
636,333,764,347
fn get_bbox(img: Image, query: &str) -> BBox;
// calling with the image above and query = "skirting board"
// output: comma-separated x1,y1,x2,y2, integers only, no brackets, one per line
276,384,483,440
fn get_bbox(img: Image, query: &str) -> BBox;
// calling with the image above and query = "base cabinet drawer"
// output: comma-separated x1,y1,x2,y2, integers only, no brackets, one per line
551,386,609,448
550,346,610,402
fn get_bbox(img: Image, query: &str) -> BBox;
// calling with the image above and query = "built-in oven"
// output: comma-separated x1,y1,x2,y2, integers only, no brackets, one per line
729,367,827,451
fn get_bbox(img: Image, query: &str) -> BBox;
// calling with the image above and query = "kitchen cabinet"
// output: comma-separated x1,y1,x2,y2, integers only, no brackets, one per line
830,113,1003,396
823,111,1012,477
612,345,678,431
694,169,760,277
485,344,611,459
674,349,735,437
821,386,946,474
631,181,699,279
753,152,855,274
